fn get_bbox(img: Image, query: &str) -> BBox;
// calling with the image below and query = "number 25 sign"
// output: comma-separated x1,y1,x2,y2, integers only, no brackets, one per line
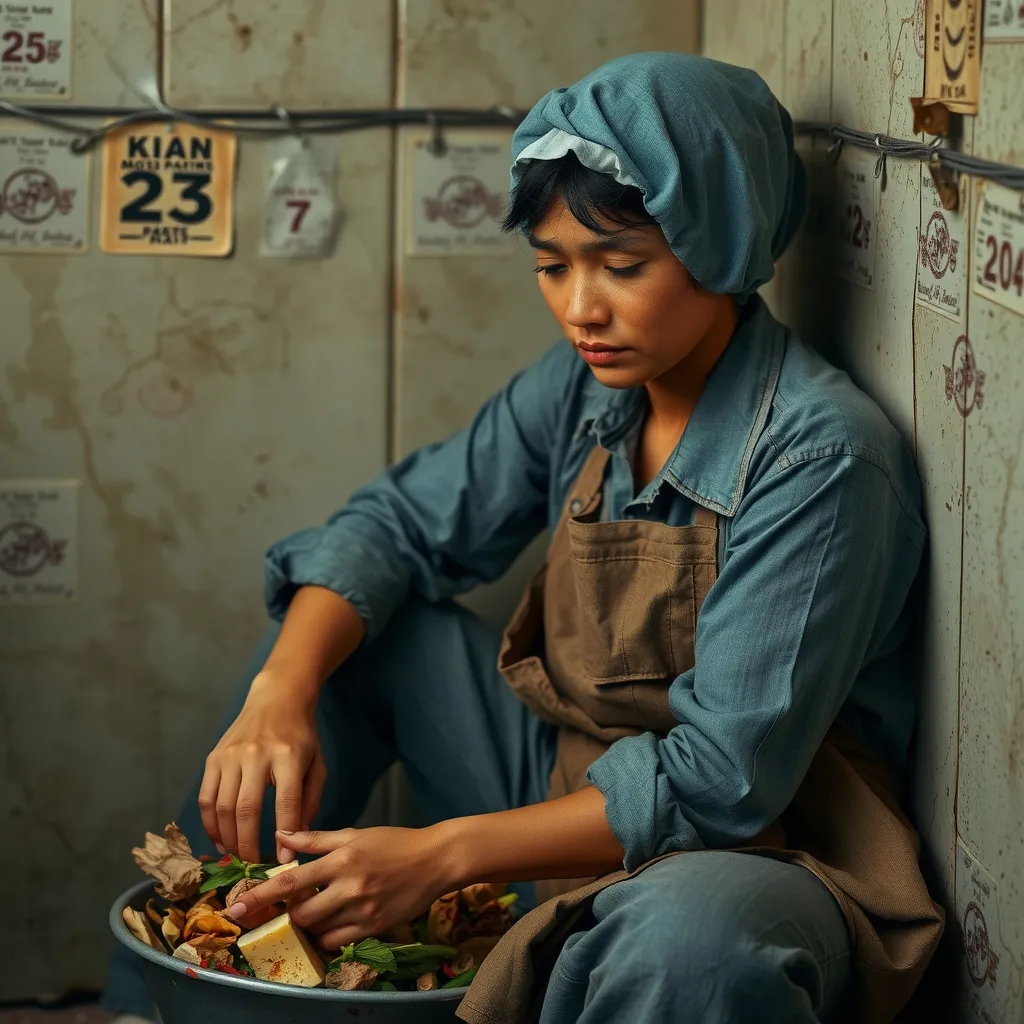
100,122,237,257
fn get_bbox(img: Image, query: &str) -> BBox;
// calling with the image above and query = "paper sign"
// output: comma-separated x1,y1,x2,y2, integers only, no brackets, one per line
923,0,983,113
916,166,967,322
100,121,237,257
956,839,1020,1023
0,125,88,252
984,0,1024,41
972,180,1024,317
261,136,339,259
406,128,513,256
0,0,72,100
0,479,77,604
837,151,876,290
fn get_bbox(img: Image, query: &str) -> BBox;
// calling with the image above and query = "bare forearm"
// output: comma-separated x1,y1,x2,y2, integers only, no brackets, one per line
436,787,625,888
253,586,366,705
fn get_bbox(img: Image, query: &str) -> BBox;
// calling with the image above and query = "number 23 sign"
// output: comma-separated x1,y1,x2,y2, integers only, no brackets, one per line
100,122,237,257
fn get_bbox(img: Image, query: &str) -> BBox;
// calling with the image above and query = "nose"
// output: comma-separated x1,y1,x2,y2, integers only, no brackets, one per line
564,272,611,330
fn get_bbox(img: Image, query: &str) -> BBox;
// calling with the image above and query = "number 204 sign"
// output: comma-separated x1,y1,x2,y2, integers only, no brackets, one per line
100,122,237,257
972,180,1024,318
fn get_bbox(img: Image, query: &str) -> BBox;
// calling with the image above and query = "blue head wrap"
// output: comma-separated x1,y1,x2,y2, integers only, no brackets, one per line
511,52,805,299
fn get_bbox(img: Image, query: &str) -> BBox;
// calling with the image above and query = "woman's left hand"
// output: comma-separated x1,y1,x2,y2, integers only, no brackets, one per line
226,826,458,949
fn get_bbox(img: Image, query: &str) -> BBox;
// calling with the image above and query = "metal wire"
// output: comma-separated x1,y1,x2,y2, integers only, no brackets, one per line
0,97,1022,191
794,121,1024,191
0,98,526,154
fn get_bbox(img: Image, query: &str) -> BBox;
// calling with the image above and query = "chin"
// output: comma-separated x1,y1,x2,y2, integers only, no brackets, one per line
586,364,648,389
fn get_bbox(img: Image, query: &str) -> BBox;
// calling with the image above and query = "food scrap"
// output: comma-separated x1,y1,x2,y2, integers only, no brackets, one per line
124,823,518,993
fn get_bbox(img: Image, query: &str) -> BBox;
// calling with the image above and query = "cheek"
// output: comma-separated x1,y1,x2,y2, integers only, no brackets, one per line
537,278,570,326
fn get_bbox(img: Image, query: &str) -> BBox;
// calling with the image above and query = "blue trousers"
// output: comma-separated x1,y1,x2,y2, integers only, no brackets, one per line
103,598,850,1022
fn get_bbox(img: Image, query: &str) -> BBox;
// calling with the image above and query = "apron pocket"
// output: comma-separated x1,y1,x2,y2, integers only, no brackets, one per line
571,554,696,683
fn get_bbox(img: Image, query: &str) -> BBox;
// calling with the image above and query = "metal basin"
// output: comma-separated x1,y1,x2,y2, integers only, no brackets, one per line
111,880,464,1023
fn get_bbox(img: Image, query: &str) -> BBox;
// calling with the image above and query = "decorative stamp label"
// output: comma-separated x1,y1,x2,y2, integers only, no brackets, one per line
944,334,985,417
100,121,237,257
983,0,1024,41
924,0,982,113
0,479,77,604
917,166,966,322
972,180,1024,317
0,0,72,100
956,839,1019,1023
0,124,87,251
406,128,513,256
837,150,876,290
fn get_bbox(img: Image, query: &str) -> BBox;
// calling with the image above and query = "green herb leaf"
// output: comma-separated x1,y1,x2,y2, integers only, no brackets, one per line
198,868,243,893
441,966,479,989
497,893,519,909
350,938,398,973
242,861,275,879
202,862,222,876
371,980,398,992
412,917,430,945
328,939,399,975
388,943,459,963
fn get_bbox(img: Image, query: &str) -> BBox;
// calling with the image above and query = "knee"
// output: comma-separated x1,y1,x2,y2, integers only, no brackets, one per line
585,859,827,1010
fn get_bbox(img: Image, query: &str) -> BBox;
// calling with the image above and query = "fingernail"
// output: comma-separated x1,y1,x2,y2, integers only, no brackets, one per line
225,903,247,920
215,843,226,855
279,848,295,864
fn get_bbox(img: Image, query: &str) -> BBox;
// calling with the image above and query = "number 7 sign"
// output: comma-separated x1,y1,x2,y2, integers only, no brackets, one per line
261,137,340,259
99,122,237,257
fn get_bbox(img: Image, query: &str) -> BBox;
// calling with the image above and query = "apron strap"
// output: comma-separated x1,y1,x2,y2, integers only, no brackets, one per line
561,446,611,522
692,503,718,528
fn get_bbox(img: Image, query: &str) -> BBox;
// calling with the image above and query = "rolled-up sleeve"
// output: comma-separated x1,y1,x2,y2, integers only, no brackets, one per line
264,342,575,641
588,452,925,870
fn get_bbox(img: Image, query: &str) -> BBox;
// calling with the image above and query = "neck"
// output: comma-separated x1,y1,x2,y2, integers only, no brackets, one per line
644,297,739,435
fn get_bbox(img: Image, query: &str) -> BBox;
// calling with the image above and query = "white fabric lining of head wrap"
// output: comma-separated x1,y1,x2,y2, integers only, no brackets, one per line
511,128,644,193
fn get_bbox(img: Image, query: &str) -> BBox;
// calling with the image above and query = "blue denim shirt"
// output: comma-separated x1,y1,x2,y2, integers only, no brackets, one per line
265,299,925,871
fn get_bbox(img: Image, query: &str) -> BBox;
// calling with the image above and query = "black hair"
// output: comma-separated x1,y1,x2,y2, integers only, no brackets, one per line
501,150,656,236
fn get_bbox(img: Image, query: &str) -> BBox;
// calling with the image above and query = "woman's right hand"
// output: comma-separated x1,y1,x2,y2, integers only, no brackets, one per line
198,672,327,865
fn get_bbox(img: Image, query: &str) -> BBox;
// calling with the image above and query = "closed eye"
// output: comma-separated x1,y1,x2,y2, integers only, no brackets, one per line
534,264,567,276
607,262,645,277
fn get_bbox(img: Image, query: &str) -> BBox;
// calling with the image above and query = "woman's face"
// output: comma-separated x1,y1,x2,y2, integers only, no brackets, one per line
530,197,732,390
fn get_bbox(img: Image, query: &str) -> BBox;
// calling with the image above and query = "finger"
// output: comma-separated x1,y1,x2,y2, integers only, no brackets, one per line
287,887,353,933
198,761,225,854
273,758,305,864
299,755,328,837
235,765,267,864
303,906,360,939
320,922,379,951
276,828,354,857
216,766,242,856
225,858,329,920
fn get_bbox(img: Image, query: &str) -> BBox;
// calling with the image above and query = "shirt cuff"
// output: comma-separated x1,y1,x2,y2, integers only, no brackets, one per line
262,524,411,643
588,733,704,871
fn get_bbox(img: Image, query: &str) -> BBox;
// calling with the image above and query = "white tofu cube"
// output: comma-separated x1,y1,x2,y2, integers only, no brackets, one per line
236,912,325,987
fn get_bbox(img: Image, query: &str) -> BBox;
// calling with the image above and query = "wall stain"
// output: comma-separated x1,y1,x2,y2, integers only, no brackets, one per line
0,387,18,445
100,275,286,420
227,10,253,51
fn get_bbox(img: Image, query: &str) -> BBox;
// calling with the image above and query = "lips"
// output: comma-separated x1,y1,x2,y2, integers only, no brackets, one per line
576,341,625,353
575,340,629,367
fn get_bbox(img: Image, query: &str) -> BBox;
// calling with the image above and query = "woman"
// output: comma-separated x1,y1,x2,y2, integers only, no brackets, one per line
108,53,941,1024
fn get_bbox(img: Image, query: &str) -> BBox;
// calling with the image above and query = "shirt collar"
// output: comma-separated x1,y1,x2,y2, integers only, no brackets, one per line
573,299,786,517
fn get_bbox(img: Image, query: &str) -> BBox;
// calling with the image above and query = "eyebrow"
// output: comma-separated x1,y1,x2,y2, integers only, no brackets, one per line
528,230,649,255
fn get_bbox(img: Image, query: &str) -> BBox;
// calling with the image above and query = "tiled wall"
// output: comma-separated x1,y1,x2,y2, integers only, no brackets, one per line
0,0,699,1000
705,2,1024,1019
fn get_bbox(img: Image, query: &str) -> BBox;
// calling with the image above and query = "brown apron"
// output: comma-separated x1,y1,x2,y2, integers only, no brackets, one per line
456,446,943,1024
